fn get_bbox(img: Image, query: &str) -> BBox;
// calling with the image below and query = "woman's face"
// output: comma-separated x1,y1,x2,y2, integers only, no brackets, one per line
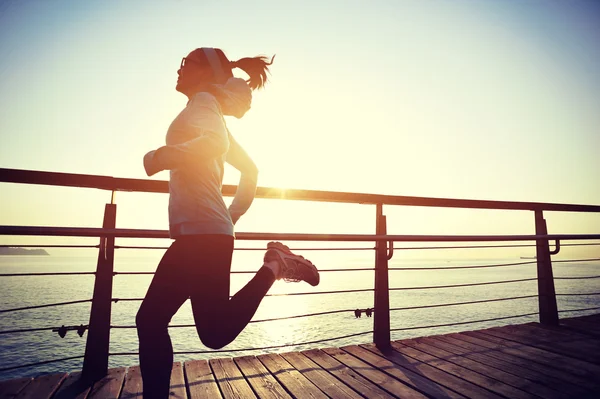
176,55,211,94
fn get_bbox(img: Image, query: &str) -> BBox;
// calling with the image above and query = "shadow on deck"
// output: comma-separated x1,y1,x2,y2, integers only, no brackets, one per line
2,314,600,399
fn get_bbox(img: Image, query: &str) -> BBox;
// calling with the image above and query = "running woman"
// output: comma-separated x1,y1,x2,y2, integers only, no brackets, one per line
137,47,319,399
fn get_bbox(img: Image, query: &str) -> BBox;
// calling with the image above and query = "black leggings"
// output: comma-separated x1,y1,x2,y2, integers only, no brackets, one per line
136,234,275,398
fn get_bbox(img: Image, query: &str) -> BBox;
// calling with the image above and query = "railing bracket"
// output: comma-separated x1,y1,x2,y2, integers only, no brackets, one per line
387,241,394,260
550,239,560,255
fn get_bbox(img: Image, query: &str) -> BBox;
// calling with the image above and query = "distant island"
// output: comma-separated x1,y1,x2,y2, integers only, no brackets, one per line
0,247,49,255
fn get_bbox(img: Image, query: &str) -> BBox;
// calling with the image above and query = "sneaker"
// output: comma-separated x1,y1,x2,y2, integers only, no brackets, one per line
263,242,320,286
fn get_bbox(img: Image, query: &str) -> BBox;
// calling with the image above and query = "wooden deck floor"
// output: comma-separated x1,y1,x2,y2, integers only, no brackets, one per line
2,314,600,398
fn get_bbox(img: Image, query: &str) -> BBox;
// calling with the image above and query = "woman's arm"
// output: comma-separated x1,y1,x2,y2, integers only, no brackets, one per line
226,132,258,224
144,129,229,176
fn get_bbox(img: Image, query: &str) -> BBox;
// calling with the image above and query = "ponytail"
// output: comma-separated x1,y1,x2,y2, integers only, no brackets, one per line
230,55,275,90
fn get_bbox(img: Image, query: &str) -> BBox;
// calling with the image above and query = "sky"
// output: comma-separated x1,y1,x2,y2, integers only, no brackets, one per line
1,0,599,258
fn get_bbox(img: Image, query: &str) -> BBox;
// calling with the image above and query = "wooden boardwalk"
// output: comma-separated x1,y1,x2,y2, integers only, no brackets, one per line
2,314,600,398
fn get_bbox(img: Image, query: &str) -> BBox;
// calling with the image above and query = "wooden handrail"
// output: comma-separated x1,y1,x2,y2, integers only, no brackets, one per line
2,167,600,212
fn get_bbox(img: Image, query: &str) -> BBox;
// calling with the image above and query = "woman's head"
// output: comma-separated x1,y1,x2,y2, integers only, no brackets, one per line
176,47,274,96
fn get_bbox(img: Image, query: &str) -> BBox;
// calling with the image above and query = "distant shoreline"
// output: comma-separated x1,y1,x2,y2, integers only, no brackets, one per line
0,247,49,256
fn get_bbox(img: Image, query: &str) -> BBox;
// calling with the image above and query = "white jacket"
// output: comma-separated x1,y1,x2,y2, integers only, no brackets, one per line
144,77,257,238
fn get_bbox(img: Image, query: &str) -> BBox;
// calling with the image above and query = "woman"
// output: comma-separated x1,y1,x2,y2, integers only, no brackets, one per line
138,47,319,398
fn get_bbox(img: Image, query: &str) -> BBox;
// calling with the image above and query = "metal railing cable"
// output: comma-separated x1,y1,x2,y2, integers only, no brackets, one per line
554,258,600,263
558,306,600,313
114,268,375,275
111,288,375,303
2,257,594,278
554,275,600,280
108,296,539,330
112,245,376,250
389,277,537,291
0,277,538,316
395,242,600,250
389,260,537,271
111,256,600,277
4,258,594,278
0,244,99,248
556,293,600,296
0,244,100,249
390,312,540,332
559,243,600,247
111,307,373,330
1,326,67,335
388,257,600,272
390,295,537,312
0,299,92,314
2,256,595,278
0,271,95,277
109,330,374,356
0,356,85,373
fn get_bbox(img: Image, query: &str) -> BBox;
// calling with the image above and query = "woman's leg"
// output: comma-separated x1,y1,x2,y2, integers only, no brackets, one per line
190,235,276,349
136,238,192,399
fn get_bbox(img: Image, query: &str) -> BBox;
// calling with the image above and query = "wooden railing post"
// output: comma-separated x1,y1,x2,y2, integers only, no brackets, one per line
374,203,391,351
82,202,116,381
535,210,559,326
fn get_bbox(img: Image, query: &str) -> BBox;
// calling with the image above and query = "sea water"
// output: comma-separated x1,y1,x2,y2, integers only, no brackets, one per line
1,249,599,381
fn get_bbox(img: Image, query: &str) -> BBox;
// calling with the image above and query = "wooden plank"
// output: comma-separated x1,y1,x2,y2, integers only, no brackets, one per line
409,337,568,399
52,372,93,399
184,359,222,399
344,345,465,399
392,340,534,399
524,323,600,348
511,323,600,357
233,356,290,399
120,366,143,399
322,346,429,399
302,349,395,399
523,322,600,341
87,367,125,399
560,317,600,337
170,362,187,399
456,330,600,392
386,342,504,399
568,313,600,323
477,327,600,374
14,373,66,399
485,324,600,364
280,351,362,399
257,353,326,399
433,334,589,397
210,358,256,399
0,378,32,399
464,330,600,391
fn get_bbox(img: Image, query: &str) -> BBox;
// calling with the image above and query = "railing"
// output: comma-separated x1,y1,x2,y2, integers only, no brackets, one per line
1,167,600,382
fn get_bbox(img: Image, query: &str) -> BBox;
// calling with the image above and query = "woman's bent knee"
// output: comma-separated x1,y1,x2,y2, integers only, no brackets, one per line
201,336,227,349
197,329,230,350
